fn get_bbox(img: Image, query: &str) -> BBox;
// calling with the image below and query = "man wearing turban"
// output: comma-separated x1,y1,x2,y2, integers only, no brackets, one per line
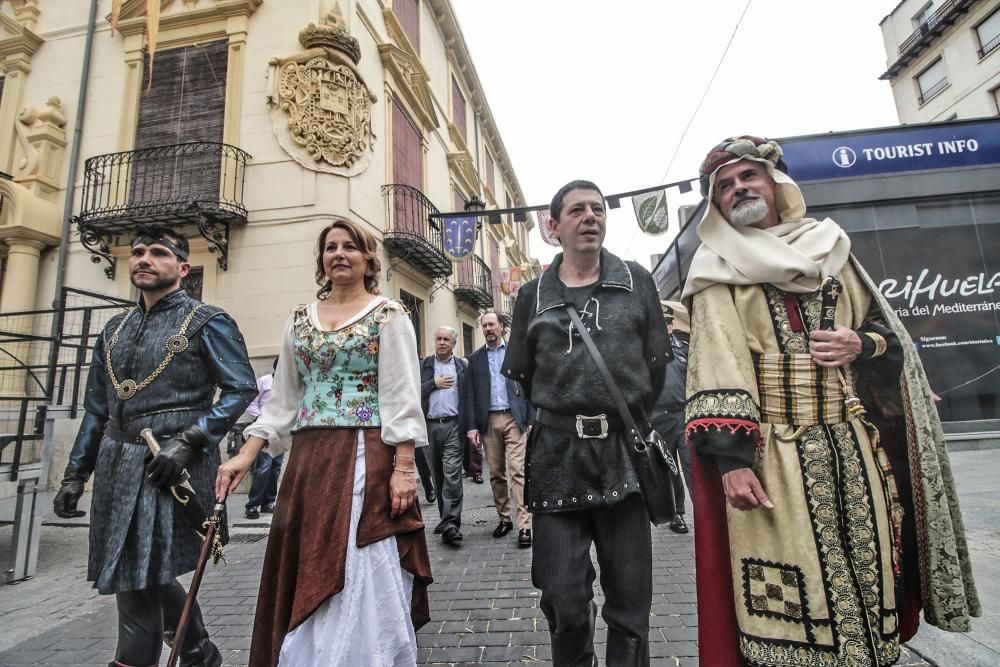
683,136,979,666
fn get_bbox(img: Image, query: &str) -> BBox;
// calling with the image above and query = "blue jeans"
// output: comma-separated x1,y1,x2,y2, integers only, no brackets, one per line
246,451,283,510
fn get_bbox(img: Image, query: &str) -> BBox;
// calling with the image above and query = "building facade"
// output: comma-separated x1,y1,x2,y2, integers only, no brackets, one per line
0,0,536,363
880,0,1000,122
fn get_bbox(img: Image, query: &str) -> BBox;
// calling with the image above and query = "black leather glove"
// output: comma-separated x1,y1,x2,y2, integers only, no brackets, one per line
145,426,209,489
53,465,89,518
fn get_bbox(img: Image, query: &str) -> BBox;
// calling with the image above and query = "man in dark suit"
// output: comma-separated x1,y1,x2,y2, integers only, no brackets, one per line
464,311,535,547
420,325,469,545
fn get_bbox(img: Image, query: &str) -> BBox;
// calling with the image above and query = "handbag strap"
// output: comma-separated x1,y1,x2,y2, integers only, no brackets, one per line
565,305,642,446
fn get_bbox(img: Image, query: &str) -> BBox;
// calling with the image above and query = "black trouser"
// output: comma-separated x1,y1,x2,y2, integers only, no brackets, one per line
415,446,435,497
532,493,652,667
113,580,217,666
651,409,693,514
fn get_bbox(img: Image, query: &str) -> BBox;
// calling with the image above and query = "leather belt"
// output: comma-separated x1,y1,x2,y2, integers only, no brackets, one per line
535,408,624,440
426,415,457,424
105,426,174,445
488,408,511,414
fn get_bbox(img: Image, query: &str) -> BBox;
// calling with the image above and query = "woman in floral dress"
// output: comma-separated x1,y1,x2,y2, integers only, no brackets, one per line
217,219,432,667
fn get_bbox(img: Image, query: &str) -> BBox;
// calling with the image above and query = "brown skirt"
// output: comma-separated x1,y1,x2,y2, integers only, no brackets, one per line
248,428,433,667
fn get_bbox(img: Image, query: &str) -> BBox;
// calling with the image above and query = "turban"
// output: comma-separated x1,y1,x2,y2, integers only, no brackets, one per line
698,135,787,197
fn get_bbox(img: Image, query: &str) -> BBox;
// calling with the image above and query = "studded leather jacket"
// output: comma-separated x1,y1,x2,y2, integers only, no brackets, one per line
502,250,671,512
68,288,257,473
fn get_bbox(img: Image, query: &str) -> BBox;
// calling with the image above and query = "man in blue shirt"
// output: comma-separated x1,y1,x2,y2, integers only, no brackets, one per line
464,311,534,547
420,326,469,545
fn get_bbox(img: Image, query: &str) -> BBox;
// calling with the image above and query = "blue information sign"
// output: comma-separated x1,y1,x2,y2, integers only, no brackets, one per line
780,119,1000,182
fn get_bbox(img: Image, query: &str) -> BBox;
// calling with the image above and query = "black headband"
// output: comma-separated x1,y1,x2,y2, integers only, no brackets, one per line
131,235,189,261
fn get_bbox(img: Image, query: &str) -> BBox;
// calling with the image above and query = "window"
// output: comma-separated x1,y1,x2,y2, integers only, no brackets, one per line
912,2,934,30
976,9,1000,59
915,57,949,105
394,0,420,52
462,323,474,358
488,236,501,308
452,77,467,140
182,266,204,301
399,290,424,355
391,101,423,233
484,149,495,195
992,86,1000,114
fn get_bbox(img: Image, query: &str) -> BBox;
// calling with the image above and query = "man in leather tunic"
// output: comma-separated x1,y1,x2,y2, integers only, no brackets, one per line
53,228,257,667
503,180,671,667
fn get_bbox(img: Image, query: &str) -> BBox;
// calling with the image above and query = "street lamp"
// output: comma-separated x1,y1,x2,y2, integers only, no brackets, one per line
464,196,486,213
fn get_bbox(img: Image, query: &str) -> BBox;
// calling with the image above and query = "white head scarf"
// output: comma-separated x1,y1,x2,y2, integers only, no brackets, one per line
683,156,851,298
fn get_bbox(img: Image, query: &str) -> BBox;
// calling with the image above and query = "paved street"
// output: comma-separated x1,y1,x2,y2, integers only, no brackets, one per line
3,449,993,666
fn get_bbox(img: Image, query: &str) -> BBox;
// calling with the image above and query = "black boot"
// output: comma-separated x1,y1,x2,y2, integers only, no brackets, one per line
550,600,598,667
162,582,222,667
606,633,649,667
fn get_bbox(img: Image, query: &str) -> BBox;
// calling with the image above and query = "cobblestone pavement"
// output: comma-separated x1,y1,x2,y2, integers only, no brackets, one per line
0,458,955,666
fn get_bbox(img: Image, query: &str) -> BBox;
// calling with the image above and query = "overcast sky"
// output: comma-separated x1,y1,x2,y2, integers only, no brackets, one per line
451,0,905,266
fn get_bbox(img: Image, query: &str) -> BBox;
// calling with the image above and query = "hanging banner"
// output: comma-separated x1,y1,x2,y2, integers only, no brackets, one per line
536,209,560,247
441,214,478,261
631,188,670,236
500,267,522,296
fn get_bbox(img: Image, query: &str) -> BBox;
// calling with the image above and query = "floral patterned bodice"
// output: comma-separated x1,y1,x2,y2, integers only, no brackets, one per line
291,299,402,430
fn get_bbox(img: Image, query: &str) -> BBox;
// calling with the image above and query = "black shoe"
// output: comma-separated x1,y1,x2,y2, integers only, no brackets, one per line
244,507,259,520
433,524,445,534
261,503,275,514
472,473,484,484
442,527,463,545
517,528,532,548
669,515,689,534
425,489,436,504
493,519,513,538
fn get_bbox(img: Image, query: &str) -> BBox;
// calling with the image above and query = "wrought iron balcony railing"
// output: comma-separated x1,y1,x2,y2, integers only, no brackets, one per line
381,184,452,279
454,254,493,310
881,0,977,79
979,32,1000,59
75,142,251,279
918,77,950,105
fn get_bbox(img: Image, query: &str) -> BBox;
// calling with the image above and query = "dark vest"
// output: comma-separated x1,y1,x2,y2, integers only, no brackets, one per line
102,289,224,438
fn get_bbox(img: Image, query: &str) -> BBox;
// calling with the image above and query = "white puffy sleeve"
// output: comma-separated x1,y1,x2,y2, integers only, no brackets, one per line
378,307,429,448
244,313,303,456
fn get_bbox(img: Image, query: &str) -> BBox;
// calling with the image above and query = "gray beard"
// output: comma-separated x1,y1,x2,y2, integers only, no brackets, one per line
729,198,769,227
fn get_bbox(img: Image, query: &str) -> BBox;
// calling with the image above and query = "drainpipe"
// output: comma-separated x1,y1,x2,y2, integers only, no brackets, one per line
52,0,99,308
46,0,99,394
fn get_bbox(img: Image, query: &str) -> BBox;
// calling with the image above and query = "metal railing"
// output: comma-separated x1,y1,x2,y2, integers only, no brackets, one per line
77,141,250,232
381,184,452,278
918,77,950,105
0,288,130,481
978,32,1000,59
898,0,968,54
454,254,494,309
882,0,976,79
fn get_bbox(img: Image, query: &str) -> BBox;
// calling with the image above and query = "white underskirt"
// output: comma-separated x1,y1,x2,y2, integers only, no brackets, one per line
278,432,417,666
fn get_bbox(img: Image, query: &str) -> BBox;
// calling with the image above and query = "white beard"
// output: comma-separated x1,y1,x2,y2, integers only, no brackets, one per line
729,198,770,227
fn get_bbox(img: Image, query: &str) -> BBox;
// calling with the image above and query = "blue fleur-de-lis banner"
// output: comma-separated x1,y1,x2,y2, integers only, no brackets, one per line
442,214,478,261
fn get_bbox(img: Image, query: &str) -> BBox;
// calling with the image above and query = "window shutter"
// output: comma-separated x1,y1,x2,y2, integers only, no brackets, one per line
392,101,423,234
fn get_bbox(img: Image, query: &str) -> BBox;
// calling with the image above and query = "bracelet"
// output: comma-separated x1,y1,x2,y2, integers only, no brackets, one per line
393,466,416,474
864,331,887,358
393,453,415,462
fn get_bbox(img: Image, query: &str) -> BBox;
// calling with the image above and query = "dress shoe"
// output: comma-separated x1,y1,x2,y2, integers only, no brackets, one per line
472,473,484,484
433,524,445,534
425,489,436,504
492,519,513,538
442,527,463,545
261,503,275,514
517,528,532,548
669,515,689,534
244,507,259,520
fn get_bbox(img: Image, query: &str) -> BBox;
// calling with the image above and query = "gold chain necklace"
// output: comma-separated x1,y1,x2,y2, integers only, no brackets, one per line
105,304,206,400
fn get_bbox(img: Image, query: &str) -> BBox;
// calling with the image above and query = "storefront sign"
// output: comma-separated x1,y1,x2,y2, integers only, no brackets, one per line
781,119,1000,182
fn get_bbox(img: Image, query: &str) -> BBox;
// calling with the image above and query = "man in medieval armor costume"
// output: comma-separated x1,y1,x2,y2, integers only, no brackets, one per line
684,136,980,667
53,227,257,667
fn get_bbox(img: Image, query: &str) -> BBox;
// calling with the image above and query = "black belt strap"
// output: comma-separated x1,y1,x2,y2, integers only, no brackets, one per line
535,407,625,436
105,426,175,444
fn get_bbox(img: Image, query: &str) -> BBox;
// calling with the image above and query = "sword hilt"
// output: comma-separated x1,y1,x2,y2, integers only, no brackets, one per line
819,276,843,331
140,428,194,490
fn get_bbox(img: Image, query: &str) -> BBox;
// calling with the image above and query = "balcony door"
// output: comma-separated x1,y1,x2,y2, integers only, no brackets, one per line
392,101,423,235
132,41,229,213
453,189,474,285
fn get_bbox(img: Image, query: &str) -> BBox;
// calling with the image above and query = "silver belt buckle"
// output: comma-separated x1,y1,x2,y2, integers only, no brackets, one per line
575,413,609,439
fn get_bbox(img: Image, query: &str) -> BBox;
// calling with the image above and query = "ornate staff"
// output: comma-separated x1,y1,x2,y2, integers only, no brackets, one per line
141,429,226,667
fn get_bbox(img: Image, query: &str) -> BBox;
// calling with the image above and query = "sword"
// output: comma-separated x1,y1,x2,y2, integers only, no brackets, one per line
140,428,227,667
